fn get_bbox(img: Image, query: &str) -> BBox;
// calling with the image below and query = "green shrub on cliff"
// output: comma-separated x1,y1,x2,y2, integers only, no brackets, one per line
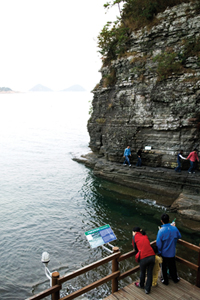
153,51,183,80
181,36,200,66
96,118,106,124
98,21,130,64
98,0,192,64
153,37,200,81
102,68,117,87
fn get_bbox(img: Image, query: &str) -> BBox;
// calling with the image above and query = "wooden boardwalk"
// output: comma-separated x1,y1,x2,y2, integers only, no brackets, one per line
104,278,200,300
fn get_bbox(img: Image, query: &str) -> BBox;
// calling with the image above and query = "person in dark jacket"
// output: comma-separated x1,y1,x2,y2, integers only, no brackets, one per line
175,150,186,172
132,227,155,294
156,214,181,285
136,148,142,166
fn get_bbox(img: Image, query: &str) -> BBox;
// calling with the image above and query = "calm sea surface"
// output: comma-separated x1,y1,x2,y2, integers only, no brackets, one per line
0,92,199,300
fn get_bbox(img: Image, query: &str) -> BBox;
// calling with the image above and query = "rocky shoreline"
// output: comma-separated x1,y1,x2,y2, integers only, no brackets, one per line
73,152,200,231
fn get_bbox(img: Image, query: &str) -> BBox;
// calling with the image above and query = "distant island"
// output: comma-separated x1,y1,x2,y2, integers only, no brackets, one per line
62,85,86,92
29,84,53,92
0,87,13,93
29,84,86,92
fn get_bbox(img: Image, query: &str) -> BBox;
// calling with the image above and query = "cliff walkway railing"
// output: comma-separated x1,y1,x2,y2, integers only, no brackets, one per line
27,239,200,300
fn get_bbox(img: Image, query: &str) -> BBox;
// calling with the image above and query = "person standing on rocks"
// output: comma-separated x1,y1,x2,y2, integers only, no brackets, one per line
136,148,143,167
175,150,186,172
156,214,181,285
123,145,131,167
187,148,199,174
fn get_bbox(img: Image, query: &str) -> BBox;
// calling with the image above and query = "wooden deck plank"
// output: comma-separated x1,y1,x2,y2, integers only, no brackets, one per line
116,289,136,300
124,285,147,300
149,279,199,300
148,286,177,300
169,279,198,298
120,287,143,300
181,286,200,300
153,281,185,298
104,290,130,300
126,280,185,300
131,285,171,300
113,291,129,300
124,285,150,300
104,295,117,300
180,294,200,300
104,277,200,300
189,287,200,298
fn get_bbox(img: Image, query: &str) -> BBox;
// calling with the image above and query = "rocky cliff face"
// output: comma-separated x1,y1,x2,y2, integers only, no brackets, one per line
88,2,200,168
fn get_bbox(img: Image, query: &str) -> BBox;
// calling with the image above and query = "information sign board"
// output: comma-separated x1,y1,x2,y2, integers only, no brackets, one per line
145,146,152,150
85,224,117,249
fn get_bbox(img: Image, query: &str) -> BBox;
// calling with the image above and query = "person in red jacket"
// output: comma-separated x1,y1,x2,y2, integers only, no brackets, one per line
187,149,199,174
132,227,155,294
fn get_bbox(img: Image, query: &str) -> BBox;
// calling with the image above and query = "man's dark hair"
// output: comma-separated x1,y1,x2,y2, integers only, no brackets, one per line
161,213,169,224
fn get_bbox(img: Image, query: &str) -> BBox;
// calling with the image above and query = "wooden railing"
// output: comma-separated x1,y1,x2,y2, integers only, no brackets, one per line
176,239,200,287
26,240,200,300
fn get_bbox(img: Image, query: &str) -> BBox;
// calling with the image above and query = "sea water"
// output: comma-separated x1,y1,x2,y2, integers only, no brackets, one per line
0,92,199,300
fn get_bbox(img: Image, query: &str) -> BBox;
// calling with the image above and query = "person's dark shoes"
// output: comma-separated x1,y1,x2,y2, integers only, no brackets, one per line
174,277,180,283
161,279,168,285
145,289,149,294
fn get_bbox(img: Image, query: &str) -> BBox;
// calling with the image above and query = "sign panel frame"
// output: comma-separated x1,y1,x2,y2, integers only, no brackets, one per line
85,224,117,249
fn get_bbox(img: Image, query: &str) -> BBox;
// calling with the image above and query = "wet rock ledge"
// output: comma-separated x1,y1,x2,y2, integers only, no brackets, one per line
73,152,200,227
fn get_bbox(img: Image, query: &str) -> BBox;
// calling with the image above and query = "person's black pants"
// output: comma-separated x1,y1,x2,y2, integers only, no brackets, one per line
139,255,155,293
161,256,179,284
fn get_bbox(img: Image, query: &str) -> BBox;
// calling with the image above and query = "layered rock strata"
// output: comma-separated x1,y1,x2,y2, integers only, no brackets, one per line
88,2,200,168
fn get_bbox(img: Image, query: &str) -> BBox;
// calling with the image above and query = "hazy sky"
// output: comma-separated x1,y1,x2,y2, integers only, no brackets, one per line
0,0,119,92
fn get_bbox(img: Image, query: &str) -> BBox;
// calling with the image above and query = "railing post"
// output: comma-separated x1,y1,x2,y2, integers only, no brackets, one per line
112,247,120,294
52,271,60,300
196,244,200,288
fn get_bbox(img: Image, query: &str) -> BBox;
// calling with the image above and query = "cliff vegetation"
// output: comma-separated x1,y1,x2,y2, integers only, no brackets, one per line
98,0,200,66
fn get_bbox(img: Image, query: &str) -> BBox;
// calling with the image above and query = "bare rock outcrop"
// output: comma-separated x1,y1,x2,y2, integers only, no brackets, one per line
88,2,200,168
73,153,200,226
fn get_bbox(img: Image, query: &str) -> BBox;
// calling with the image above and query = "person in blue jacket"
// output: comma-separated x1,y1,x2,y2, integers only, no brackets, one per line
123,145,131,166
156,213,181,285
